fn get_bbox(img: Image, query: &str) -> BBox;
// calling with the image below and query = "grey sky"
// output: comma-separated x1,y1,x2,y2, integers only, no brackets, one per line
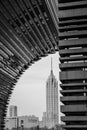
7,52,60,121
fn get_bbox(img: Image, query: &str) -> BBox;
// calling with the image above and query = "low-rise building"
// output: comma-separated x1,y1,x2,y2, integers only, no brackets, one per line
18,115,39,128
5,117,17,130
5,115,39,130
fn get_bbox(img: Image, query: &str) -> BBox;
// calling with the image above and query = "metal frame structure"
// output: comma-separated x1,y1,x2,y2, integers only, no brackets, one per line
0,0,58,129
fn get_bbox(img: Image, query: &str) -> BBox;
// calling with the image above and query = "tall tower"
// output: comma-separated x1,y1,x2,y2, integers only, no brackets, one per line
9,105,17,117
46,57,58,128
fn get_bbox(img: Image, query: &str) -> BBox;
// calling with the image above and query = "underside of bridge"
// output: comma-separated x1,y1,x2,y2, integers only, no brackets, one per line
0,0,58,129
0,0,87,130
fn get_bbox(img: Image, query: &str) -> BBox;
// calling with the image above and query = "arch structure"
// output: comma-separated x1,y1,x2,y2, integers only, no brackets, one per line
0,0,58,129
0,0,87,130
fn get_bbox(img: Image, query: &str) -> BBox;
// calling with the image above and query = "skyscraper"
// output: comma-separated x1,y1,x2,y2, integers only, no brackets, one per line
9,105,17,117
46,58,58,128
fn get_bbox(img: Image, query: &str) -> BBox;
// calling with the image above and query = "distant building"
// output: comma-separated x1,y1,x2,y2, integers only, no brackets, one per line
39,112,47,128
9,105,17,117
41,58,58,128
5,117,17,130
5,115,39,130
18,115,39,128
5,105,39,130
42,112,47,126
46,58,58,128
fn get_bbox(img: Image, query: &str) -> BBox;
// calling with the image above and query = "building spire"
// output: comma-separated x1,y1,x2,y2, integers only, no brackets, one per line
51,56,53,72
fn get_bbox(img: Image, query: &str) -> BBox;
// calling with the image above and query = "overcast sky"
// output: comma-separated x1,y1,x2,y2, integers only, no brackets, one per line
7,52,60,121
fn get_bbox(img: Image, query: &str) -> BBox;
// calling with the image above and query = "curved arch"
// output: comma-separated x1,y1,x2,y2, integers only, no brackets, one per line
0,0,58,129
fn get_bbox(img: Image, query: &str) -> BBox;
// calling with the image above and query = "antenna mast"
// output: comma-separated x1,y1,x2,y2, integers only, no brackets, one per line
51,56,53,72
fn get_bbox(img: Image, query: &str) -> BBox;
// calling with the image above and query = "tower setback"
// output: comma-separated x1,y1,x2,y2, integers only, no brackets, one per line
46,58,58,128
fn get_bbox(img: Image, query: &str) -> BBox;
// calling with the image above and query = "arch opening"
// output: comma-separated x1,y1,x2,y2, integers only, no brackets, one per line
6,53,60,129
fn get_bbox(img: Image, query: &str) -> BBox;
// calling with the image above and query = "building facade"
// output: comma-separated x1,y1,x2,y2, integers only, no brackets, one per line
5,106,39,130
5,117,17,130
9,105,17,118
58,0,87,129
18,115,39,128
5,115,39,130
46,58,58,128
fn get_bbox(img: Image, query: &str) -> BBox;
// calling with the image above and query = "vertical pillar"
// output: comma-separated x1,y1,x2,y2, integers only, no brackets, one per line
58,0,87,130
